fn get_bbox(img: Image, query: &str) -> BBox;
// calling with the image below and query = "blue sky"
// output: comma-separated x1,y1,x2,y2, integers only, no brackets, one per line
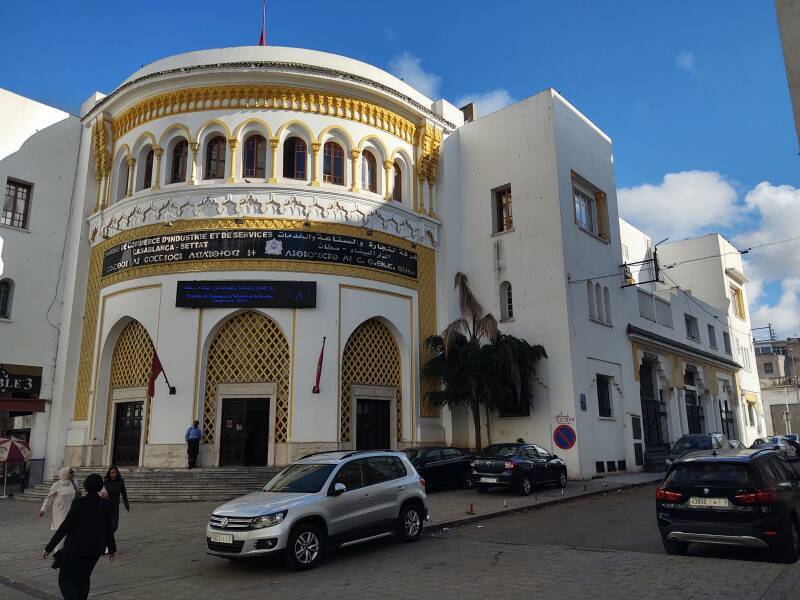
1,0,798,334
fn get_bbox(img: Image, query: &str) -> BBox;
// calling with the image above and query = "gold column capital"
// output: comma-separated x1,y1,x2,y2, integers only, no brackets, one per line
351,149,361,160
268,137,280,183
311,141,321,153
311,142,321,186
189,141,199,152
350,149,360,193
153,146,164,158
228,138,238,149
227,138,239,183
126,156,137,167
269,137,280,149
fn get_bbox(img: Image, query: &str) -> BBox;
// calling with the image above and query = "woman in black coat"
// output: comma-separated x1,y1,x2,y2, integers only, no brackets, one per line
43,473,116,600
103,466,130,533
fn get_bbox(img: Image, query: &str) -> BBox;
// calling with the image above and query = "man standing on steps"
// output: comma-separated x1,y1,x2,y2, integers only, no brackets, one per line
185,420,202,469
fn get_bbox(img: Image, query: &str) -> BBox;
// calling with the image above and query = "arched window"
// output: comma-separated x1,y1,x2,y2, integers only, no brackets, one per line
587,281,596,320
140,149,154,190
170,139,188,184
242,134,267,178
595,283,605,323
603,286,612,324
500,281,513,321
115,157,129,202
323,141,345,185
361,151,377,192
204,136,227,180
283,137,307,179
0,279,13,319
393,161,402,202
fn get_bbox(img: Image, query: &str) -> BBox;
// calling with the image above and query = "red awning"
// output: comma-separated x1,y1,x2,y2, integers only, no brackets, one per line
0,398,46,412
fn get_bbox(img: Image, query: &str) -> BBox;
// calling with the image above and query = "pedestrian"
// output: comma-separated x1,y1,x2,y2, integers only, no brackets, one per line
103,466,130,533
39,467,79,539
185,420,202,469
42,473,116,600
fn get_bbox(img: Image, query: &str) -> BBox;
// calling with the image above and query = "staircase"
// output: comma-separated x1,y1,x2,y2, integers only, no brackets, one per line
15,466,282,503
644,451,668,473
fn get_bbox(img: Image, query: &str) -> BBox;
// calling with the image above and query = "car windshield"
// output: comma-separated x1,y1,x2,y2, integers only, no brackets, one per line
671,436,711,453
404,448,425,461
263,464,335,493
666,462,754,486
483,444,519,457
753,437,781,447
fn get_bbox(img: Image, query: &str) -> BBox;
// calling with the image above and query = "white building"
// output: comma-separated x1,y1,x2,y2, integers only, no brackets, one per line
0,89,81,482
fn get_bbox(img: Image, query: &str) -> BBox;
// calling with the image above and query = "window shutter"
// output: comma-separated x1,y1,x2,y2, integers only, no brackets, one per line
594,190,608,239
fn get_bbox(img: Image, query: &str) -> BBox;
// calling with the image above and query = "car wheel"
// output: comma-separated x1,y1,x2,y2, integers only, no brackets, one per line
463,471,475,489
518,474,533,496
778,518,800,564
477,485,489,493
397,503,423,542
661,535,688,556
285,524,324,570
558,470,567,488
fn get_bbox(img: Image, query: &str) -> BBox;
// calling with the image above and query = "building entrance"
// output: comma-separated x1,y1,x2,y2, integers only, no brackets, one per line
356,399,390,450
685,390,705,434
219,398,269,466
112,401,143,466
639,363,670,453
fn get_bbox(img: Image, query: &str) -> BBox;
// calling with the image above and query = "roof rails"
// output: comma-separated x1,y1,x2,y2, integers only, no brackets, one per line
298,449,397,460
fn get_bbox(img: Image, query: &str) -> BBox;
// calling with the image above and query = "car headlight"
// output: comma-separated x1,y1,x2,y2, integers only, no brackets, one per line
250,510,287,529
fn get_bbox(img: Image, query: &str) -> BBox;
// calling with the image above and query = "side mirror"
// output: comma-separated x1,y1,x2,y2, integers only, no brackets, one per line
551,454,559,460
332,482,346,496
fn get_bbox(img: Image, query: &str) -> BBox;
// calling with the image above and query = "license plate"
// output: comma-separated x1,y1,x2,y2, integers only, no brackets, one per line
480,477,499,484
689,497,729,508
210,533,234,544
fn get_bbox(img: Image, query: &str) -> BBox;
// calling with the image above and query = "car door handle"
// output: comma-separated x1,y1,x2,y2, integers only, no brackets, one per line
362,493,372,500
397,485,405,491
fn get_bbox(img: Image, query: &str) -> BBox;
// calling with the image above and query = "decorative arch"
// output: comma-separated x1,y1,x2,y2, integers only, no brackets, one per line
340,318,402,443
233,117,273,140
157,123,193,148
316,124,355,151
130,131,157,157
194,117,233,142
275,119,315,143
202,311,290,444
356,134,389,158
112,148,131,203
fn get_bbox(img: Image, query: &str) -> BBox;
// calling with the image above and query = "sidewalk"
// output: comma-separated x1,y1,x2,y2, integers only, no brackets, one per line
426,471,663,528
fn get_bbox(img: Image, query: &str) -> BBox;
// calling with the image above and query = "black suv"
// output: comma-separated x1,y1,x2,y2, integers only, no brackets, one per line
470,443,567,495
656,449,800,562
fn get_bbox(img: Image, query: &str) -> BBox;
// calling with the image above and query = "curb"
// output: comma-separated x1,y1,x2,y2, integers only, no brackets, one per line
0,575,59,600
426,479,660,532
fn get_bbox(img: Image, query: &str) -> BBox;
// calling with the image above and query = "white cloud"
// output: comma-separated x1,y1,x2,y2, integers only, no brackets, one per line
388,52,441,98
617,171,739,242
751,279,800,338
455,89,515,117
675,49,698,74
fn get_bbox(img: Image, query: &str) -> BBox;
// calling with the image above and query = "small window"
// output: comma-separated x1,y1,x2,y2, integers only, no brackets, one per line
364,457,398,485
493,186,513,233
3,179,32,229
730,285,746,320
333,459,366,491
283,137,307,179
723,331,732,354
500,281,513,321
242,134,267,178
361,151,377,193
573,173,608,241
587,281,596,320
638,289,655,321
603,286,612,325
685,314,700,341
387,456,407,478
323,141,345,185
655,297,673,328
747,403,756,427
764,362,775,374
708,325,717,348
597,374,612,418
595,283,605,323
0,279,13,318
170,139,188,184
684,367,696,387
204,136,227,180
140,149,154,191
595,461,606,474
392,161,402,201
115,157,129,202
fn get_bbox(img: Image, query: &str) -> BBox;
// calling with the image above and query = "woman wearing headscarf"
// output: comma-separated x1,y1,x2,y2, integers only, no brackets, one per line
39,467,79,533
43,473,116,600
103,466,130,533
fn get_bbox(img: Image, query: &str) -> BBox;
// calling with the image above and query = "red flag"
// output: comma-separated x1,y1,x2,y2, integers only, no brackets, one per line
258,0,266,46
147,351,164,398
312,337,326,394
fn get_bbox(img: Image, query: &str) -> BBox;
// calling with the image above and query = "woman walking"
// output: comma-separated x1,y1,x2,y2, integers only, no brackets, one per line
103,466,130,533
39,467,79,536
43,473,116,600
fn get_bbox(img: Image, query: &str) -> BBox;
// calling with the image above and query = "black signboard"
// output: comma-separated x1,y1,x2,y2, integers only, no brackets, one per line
0,367,42,398
102,230,417,279
176,281,316,309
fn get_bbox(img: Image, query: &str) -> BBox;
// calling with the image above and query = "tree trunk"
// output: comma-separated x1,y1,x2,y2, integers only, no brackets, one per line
485,406,492,446
472,402,482,451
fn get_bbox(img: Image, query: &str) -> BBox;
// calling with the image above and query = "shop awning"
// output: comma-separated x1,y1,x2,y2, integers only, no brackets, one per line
0,397,46,412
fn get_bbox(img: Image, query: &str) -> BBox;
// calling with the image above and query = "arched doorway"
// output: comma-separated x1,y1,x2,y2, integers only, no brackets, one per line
203,311,290,466
107,320,154,466
340,319,402,449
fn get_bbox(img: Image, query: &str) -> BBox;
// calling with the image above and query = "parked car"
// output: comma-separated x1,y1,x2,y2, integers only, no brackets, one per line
729,439,745,449
206,450,427,570
404,446,474,490
656,448,800,562
780,435,800,455
665,433,731,468
751,437,798,460
470,442,567,495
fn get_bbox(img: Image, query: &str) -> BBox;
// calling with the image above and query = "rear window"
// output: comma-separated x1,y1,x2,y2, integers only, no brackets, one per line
671,436,711,453
666,462,755,486
483,444,519,457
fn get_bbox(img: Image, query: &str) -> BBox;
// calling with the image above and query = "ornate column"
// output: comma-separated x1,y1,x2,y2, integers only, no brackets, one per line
417,172,427,214
311,142,321,186
126,157,136,196
152,146,163,191
188,142,199,185
383,160,393,200
226,138,238,183
269,137,280,183
350,149,361,193
428,181,436,218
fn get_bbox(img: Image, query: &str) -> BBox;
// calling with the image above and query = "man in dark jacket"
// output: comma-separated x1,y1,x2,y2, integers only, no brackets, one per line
43,473,116,600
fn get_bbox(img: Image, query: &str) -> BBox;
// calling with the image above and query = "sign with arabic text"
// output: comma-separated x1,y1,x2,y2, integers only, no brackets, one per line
102,230,418,279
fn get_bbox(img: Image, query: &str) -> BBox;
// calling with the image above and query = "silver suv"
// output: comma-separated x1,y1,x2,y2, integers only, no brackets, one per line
206,450,428,569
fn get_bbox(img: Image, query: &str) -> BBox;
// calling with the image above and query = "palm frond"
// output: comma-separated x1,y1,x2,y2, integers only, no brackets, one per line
475,313,498,342
454,272,483,321
442,318,470,358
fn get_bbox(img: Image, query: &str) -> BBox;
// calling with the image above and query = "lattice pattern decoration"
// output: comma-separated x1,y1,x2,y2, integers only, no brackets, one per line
109,320,155,389
340,319,402,443
203,311,290,444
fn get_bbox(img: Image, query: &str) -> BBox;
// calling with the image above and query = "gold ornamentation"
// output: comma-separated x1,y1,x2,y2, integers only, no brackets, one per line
340,319,402,442
112,85,417,145
203,311,290,444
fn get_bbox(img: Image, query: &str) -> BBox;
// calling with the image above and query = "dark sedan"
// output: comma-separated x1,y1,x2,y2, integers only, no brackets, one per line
470,443,567,495
404,446,475,490
751,437,798,460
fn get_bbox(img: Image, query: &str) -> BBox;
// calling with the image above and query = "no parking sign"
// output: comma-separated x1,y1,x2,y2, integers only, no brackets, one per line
553,424,576,450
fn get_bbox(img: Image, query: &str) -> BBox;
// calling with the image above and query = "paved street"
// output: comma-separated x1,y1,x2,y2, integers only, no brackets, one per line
3,484,800,599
